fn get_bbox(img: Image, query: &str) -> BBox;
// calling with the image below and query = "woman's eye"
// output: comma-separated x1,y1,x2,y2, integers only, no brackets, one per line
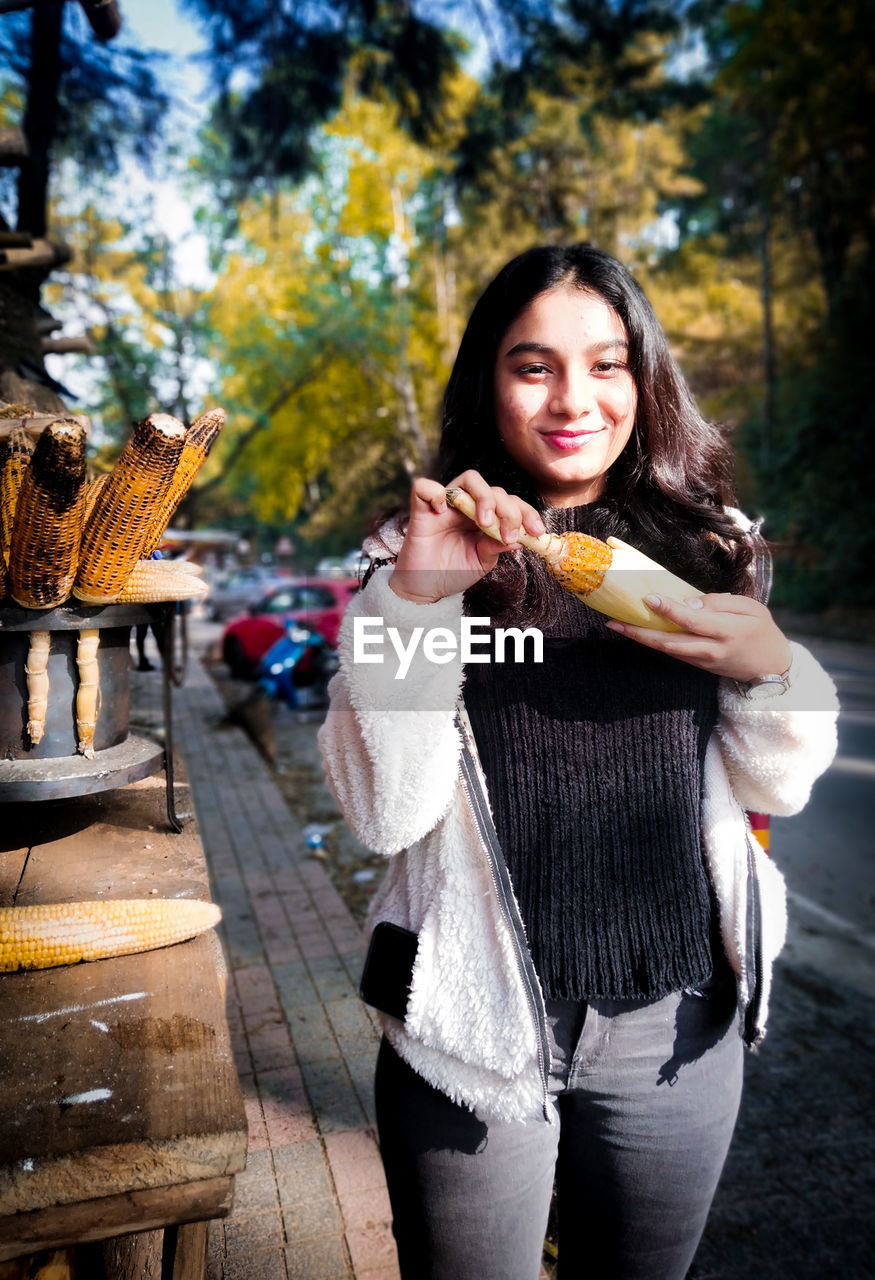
516,363,550,377
593,360,626,375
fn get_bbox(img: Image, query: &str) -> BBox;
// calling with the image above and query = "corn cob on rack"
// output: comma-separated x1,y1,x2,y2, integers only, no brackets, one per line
9,419,88,609
0,424,34,573
116,558,210,604
142,407,226,557
74,412,187,604
0,407,226,610
445,486,698,632
0,898,221,972
82,470,110,525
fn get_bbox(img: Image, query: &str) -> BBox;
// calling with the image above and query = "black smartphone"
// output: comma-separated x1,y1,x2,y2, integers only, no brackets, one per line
359,921,419,1020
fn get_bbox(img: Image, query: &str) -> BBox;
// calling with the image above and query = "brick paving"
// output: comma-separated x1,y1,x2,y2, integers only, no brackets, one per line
132,619,874,1280
131,634,398,1280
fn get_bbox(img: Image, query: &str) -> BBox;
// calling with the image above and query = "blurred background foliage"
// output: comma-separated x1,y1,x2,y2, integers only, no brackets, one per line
1,0,872,608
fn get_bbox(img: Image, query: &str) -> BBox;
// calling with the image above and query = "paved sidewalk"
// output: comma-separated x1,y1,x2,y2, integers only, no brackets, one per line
131,645,398,1280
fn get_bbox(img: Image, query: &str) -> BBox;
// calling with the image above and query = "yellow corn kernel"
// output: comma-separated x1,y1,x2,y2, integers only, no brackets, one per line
0,424,35,570
143,407,226,556
74,413,186,605
9,419,88,609
545,531,613,598
0,898,222,971
83,471,110,526
116,559,210,604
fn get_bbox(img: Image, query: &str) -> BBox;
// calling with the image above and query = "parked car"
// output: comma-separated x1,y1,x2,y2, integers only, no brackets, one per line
207,566,290,622
221,577,359,677
315,549,368,580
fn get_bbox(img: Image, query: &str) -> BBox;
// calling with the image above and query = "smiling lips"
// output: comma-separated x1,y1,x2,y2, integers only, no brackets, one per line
541,428,605,451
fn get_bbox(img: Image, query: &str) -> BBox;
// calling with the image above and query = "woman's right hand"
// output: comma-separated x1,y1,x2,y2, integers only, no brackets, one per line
389,471,546,605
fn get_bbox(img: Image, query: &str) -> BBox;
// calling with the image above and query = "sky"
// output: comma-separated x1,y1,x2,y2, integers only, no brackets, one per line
112,0,213,287
120,0,206,60
43,2,213,406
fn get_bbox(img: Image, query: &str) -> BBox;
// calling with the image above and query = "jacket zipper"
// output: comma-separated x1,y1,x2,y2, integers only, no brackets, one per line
455,712,552,1121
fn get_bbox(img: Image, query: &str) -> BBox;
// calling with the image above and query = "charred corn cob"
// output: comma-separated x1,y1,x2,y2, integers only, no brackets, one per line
82,471,110,525
0,424,34,570
0,898,222,972
9,420,87,609
75,628,100,758
142,407,226,556
116,559,210,604
74,413,186,605
25,629,51,745
445,486,697,632
0,403,37,418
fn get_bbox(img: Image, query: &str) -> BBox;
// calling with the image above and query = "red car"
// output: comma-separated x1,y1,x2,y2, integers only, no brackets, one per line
221,577,359,677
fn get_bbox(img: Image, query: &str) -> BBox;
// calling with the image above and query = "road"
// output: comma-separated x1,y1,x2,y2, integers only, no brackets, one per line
693,631,875,1280
772,633,875,999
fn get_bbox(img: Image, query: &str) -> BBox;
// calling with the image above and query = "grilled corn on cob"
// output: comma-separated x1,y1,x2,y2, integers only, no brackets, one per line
0,898,222,972
82,471,110,526
9,420,87,609
445,486,697,632
74,413,186,605
25,629,51,745
116,559,210,604
0,424,34,571
142,407,226,556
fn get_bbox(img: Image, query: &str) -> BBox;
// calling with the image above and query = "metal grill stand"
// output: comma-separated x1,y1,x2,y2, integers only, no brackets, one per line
0,600,182,830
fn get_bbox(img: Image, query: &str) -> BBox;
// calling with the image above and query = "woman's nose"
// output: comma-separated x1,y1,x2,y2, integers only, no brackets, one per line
549,373,594,418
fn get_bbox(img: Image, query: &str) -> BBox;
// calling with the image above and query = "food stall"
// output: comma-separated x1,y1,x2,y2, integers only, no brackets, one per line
0,407,247,1279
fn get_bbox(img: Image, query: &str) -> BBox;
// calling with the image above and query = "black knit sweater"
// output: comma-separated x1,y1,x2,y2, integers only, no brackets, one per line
463,504,721,1001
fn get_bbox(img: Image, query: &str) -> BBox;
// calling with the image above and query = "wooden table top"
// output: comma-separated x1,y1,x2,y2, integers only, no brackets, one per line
0,774,247,1260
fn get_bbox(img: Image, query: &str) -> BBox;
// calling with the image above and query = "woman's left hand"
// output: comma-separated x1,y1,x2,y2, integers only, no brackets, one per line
606,593,793,683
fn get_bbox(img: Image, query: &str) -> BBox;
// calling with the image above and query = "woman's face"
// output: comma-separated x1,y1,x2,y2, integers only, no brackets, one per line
493,284,637,507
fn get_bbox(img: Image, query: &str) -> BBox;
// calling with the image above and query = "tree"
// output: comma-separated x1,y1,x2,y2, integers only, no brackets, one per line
198,81,466,544
180,0,464,201
676,0,875,604
0,1,169,236
45,197,214,470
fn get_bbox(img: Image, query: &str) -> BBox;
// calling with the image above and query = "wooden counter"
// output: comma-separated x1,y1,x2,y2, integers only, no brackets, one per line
0,773,247,1274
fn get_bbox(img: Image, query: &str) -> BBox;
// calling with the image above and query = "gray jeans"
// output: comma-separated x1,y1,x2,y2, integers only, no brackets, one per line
375,972,743,1280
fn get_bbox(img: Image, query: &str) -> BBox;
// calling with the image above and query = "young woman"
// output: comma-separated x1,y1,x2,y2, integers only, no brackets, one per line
318,244,838,1280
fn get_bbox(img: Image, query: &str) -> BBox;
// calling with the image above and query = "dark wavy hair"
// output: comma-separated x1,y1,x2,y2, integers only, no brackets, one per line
430,243,758,624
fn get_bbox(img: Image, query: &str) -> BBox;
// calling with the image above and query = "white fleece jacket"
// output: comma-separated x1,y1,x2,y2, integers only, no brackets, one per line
318,565,839,1124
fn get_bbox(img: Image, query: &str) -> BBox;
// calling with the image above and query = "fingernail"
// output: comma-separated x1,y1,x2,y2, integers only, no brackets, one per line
644,594,662,608
607,620,625,633
482,509,494,525
685,596,704,610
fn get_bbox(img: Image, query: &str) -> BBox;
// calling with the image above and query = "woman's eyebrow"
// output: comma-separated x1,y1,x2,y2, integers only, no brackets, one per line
503,338,628,358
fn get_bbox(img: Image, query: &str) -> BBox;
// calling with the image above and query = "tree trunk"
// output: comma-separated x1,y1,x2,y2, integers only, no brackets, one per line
17,2,64,237
760,196,777,477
